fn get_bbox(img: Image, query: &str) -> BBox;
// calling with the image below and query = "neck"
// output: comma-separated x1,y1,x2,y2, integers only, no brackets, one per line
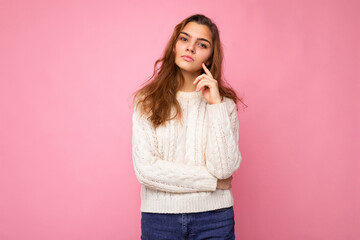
178,69,201,92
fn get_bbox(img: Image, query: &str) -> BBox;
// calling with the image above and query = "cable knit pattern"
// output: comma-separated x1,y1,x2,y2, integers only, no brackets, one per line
205,98,242,179
132,90,242,213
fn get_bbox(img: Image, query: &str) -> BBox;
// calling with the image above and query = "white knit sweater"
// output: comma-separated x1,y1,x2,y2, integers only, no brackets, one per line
132,90,242,213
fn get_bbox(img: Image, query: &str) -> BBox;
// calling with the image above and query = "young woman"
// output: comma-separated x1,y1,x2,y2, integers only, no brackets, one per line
132,14,247,239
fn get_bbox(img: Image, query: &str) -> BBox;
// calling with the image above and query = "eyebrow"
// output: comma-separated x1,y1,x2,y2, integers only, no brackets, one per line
179,32,212,46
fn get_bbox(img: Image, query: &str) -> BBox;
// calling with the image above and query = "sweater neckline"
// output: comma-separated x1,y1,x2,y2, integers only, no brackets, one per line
176,90,203,99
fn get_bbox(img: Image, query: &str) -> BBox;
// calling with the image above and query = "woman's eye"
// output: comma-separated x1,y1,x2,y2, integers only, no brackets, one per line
199,43,207,48
179,37,207,48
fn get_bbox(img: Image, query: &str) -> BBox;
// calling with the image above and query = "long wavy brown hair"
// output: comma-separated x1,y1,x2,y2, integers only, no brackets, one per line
132,14,247,129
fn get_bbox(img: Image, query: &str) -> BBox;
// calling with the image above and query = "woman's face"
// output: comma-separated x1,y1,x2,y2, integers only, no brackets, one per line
174,22,213,74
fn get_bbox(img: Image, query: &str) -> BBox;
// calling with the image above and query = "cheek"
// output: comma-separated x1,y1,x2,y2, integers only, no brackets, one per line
199,51,211,61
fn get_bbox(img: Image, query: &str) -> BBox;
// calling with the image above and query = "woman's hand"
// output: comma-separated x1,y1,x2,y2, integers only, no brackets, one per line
193,63,222,105
216,176,233,190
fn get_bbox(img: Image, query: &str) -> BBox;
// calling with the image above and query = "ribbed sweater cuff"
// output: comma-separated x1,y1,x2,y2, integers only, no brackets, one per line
203,175,218,191
206,101,229,121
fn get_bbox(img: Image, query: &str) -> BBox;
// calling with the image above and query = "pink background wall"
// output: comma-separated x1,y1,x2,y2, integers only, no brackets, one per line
1,0,359,239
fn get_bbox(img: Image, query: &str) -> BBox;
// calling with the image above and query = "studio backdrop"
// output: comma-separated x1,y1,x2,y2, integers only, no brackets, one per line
0,0,359,239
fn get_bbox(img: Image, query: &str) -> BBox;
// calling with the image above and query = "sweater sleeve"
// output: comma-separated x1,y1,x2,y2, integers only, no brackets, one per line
204,98,242,179
132,104,218,193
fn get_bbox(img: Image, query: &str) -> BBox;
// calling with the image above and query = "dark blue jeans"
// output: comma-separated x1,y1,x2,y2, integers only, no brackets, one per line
141,206,235,240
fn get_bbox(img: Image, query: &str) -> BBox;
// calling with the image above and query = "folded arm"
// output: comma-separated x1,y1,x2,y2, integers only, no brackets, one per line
132,104,218,193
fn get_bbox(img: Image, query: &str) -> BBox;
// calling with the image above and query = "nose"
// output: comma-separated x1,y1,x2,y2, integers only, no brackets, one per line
186,41,195,53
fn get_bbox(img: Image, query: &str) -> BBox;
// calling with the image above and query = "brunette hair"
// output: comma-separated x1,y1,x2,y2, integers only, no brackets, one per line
132,14,247,129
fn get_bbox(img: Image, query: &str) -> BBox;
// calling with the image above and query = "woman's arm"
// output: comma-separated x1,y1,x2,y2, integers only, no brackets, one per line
204,98,242,179
132,105,218,193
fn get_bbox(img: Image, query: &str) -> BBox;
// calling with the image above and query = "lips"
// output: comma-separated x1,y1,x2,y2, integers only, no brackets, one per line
181,55,194,62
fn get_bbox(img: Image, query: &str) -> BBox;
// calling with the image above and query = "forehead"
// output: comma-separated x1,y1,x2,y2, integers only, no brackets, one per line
181,22,212,42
